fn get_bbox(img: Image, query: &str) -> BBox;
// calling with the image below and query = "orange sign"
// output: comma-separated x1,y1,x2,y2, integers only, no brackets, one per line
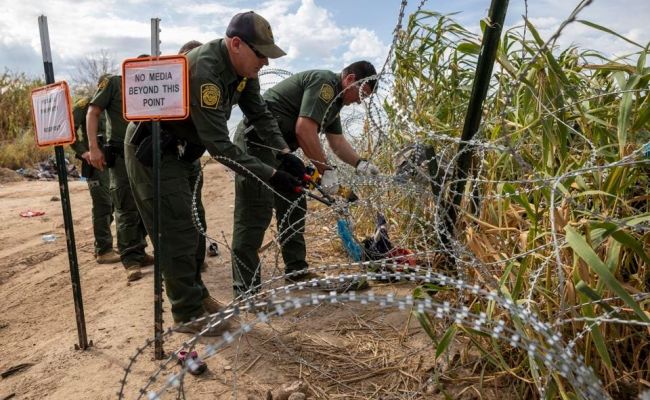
122,55,189,121
30,81,75,147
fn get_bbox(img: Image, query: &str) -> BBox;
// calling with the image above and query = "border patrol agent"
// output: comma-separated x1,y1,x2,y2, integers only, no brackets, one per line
123,12,303,335
86,74,153,281
231,61,380,294
124,41,211,279
69,95,120,264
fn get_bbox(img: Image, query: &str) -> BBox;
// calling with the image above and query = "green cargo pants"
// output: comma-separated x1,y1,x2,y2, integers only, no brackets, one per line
124,124,208,323
87,168,114,255
108,155,148,266
231,123,308,294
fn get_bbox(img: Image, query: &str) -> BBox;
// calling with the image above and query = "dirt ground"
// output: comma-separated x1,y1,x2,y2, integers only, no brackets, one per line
0,162,510,400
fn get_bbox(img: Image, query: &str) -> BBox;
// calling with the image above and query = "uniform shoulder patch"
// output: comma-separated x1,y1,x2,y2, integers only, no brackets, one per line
236,78,248,93
319,83,334,103
201,83,220,109
75,97,90,109
98,77,109,90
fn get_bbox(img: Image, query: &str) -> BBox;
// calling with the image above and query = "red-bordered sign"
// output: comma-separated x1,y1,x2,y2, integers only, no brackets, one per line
30,81,75,147
122,55,189,121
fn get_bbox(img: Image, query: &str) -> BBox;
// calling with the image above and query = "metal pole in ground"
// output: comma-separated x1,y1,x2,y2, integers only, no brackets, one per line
150,17,164,360
443,0,509,240
37,15,91,350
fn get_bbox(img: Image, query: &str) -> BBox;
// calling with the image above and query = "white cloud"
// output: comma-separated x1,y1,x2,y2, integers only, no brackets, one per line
525,16,560,31
508,0,650,58
1,0,648,83
262,0,347,68
342,28,388,68
258,0,388,71
0,0,392,79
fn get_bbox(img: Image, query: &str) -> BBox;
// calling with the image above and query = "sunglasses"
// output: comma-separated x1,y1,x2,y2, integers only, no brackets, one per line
242,40,266,59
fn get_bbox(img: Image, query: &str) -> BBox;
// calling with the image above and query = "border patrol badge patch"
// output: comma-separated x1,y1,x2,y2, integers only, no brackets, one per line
201,84,220,109
319,83,334,103
98,77,109,90
236,78,248,93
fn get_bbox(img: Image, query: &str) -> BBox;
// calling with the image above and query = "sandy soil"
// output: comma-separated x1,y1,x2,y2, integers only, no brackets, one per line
0,162,507,400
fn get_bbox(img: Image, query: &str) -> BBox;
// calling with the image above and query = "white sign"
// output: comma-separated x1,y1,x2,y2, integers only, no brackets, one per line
122,56,189,121
30,81,75,147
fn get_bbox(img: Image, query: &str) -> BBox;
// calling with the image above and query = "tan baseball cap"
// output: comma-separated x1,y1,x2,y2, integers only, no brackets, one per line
226,11,286,59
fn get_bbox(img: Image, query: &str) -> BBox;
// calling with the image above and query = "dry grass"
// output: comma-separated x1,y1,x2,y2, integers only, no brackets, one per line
0,71,52,169
353,10,650,399
0,130,52,170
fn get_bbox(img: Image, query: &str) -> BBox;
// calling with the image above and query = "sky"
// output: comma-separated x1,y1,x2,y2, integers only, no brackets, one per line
0,0,649,83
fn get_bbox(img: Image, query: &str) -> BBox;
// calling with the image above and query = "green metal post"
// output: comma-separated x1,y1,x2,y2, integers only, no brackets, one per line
444,0,509,239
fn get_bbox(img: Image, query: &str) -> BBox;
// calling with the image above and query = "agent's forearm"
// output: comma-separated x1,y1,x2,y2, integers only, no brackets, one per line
327,134,360,167
86,105,102,150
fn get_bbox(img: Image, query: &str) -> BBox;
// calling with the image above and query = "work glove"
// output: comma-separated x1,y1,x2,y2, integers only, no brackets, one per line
356,159,380,176
320,169,339,195
277,152,306,179
269,170,302,194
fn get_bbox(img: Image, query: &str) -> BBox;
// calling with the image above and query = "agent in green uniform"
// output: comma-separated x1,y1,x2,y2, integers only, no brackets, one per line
123,41,216,318
231,61,380,295
124,12,303,335
69,95,119,264
86,74,152,281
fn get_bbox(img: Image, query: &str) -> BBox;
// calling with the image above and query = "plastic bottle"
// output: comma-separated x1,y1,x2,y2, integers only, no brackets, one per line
42,234,57,243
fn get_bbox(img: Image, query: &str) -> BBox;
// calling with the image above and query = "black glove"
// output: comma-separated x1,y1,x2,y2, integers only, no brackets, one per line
269,170,302,194
277,152,306,179
75,154,95,179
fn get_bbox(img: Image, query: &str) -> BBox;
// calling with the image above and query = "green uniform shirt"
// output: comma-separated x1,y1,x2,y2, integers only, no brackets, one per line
90,75,129,143
163,39,288,181
263,70,344,151
70,96,107,155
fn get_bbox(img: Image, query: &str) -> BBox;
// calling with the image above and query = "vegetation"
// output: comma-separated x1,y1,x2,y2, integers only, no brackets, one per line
376,10,650,399
0,71,50,169
0,50,116,170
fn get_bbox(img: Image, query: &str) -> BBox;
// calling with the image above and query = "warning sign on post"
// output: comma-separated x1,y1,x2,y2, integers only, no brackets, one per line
30,81,75,147
122,55,189,121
